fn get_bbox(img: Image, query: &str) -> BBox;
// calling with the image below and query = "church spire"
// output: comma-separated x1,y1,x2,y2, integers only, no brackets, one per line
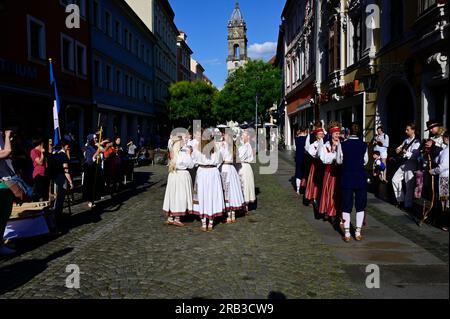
230,0,244,25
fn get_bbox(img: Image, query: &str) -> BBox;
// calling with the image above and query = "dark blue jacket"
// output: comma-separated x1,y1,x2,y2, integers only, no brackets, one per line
340,137,367,189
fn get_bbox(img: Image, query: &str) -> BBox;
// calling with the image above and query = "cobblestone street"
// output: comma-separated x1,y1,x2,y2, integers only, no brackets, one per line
0,153,448,299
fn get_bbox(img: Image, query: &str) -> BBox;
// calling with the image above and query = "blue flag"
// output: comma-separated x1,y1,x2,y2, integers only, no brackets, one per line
49,59,61,146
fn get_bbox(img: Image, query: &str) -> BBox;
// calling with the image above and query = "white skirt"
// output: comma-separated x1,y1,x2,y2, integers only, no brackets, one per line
193,167,225,219
163,170,193,217
239,163,256,204
220,164,245,211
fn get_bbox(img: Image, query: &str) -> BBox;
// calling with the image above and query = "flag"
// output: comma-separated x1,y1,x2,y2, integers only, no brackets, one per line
49,59,61,146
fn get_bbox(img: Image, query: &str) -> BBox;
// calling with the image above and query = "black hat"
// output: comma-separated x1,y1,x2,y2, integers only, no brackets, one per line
425,120,443,131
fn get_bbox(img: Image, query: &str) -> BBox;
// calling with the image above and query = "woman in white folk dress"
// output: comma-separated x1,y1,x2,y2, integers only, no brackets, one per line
192,135,225,231
220,132,246,223
162,138,195,227
238,130,256,213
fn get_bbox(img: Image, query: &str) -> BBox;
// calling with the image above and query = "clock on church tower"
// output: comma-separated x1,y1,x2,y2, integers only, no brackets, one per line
227,1,248,74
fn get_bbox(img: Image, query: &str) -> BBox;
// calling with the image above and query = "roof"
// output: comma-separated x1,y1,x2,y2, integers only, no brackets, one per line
229,0,244,25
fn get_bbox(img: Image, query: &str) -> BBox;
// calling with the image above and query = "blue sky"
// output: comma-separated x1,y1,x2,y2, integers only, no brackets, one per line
170,0,285,89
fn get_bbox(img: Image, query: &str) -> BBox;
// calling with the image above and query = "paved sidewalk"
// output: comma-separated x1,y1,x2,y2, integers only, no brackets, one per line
277,151,449,298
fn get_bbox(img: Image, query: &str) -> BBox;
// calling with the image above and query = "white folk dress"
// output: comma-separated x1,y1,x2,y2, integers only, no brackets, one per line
219,142,246,211
192,149,225,219
238,142,256,204
162,149,195,217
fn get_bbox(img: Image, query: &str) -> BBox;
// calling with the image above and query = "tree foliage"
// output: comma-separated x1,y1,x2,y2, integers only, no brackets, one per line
213,59,281,124
168,80,218,127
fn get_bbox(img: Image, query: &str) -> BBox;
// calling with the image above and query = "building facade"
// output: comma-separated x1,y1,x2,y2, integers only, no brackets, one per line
278,0,317,149
125,0,177,134
0,0,91,145
90,0,157,144
176,30,193,82
277,0,449,149
190,58,205,82
227,1,248,74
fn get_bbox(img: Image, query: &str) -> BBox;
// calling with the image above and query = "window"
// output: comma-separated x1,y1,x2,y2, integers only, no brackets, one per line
136,79,140,99
75,42,87,76
293,58,298,82
390,0,404,41
105,64,112,90
348,15,363,66
418,0,436,15
125,74,130,96
130,77,134,97
115,20,122,44
124,29,129,50
328,21,339,73
147,49,151,66
94,60,101,88
105,11,112,37
129,32,133,52
93,1,101,29
140,44,144,60
27,15,46,62
61,34,75,72
234,44,240,59
116,69,122,93
135,39,139,55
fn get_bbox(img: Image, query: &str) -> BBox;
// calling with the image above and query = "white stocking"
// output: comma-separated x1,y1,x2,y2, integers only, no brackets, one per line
296,178,301,192
356,211,365,235
342,212,351,237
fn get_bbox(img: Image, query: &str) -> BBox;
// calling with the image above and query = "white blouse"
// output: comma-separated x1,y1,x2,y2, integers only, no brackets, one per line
319,141,337,164
193,149,222,166
220,142,234,162
238,143,254,163
176,149,195,170
431,147,449,178
305,134,323,158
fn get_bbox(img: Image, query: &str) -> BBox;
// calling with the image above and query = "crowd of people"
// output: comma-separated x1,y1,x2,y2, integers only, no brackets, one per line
0,127,156,255
294,119,449,242
162,128,256,231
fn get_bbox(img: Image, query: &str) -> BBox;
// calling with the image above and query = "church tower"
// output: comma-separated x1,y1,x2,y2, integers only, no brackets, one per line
227,1,248,74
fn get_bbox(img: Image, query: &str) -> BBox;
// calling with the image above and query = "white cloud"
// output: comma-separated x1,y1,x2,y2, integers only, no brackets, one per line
248,42,277,61
202,58,223,66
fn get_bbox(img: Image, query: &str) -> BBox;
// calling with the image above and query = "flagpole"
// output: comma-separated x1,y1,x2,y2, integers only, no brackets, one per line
49,58,62,147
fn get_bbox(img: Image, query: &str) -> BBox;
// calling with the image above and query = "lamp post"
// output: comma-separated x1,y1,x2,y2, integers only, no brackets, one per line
255,92,258,154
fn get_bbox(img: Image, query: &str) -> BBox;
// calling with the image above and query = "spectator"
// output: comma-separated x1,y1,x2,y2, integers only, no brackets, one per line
392,123,421,212
52,138,74,227
83,134,104,208
372,150,386,183
0,130,16,255
373,126,389,181
30,138,49,201
429,130,449,231
127,140,137,159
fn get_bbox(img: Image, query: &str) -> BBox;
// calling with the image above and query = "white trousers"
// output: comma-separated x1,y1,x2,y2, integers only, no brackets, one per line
392,165,415,208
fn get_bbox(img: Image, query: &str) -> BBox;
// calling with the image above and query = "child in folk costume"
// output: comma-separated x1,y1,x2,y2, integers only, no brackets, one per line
294,127,309,195
192,135,225,231
304,128,325,210
219,132,246,223
162,138,195,227
238,130,256,212
318,123,342,224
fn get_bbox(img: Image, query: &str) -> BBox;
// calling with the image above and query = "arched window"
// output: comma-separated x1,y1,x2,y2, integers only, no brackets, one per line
234,44,240,59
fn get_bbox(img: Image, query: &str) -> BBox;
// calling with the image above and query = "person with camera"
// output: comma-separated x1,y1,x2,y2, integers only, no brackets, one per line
391,123,421,212
0,130,16,255
30,138,49,202
372,126,389,182
52,138,74,229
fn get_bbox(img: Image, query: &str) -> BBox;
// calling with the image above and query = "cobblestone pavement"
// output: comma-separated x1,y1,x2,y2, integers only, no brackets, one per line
1,152,447,299
0,161,358,299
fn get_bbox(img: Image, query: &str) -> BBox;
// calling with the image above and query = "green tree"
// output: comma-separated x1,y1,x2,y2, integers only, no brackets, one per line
213,59,281,124
167,80,218,127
